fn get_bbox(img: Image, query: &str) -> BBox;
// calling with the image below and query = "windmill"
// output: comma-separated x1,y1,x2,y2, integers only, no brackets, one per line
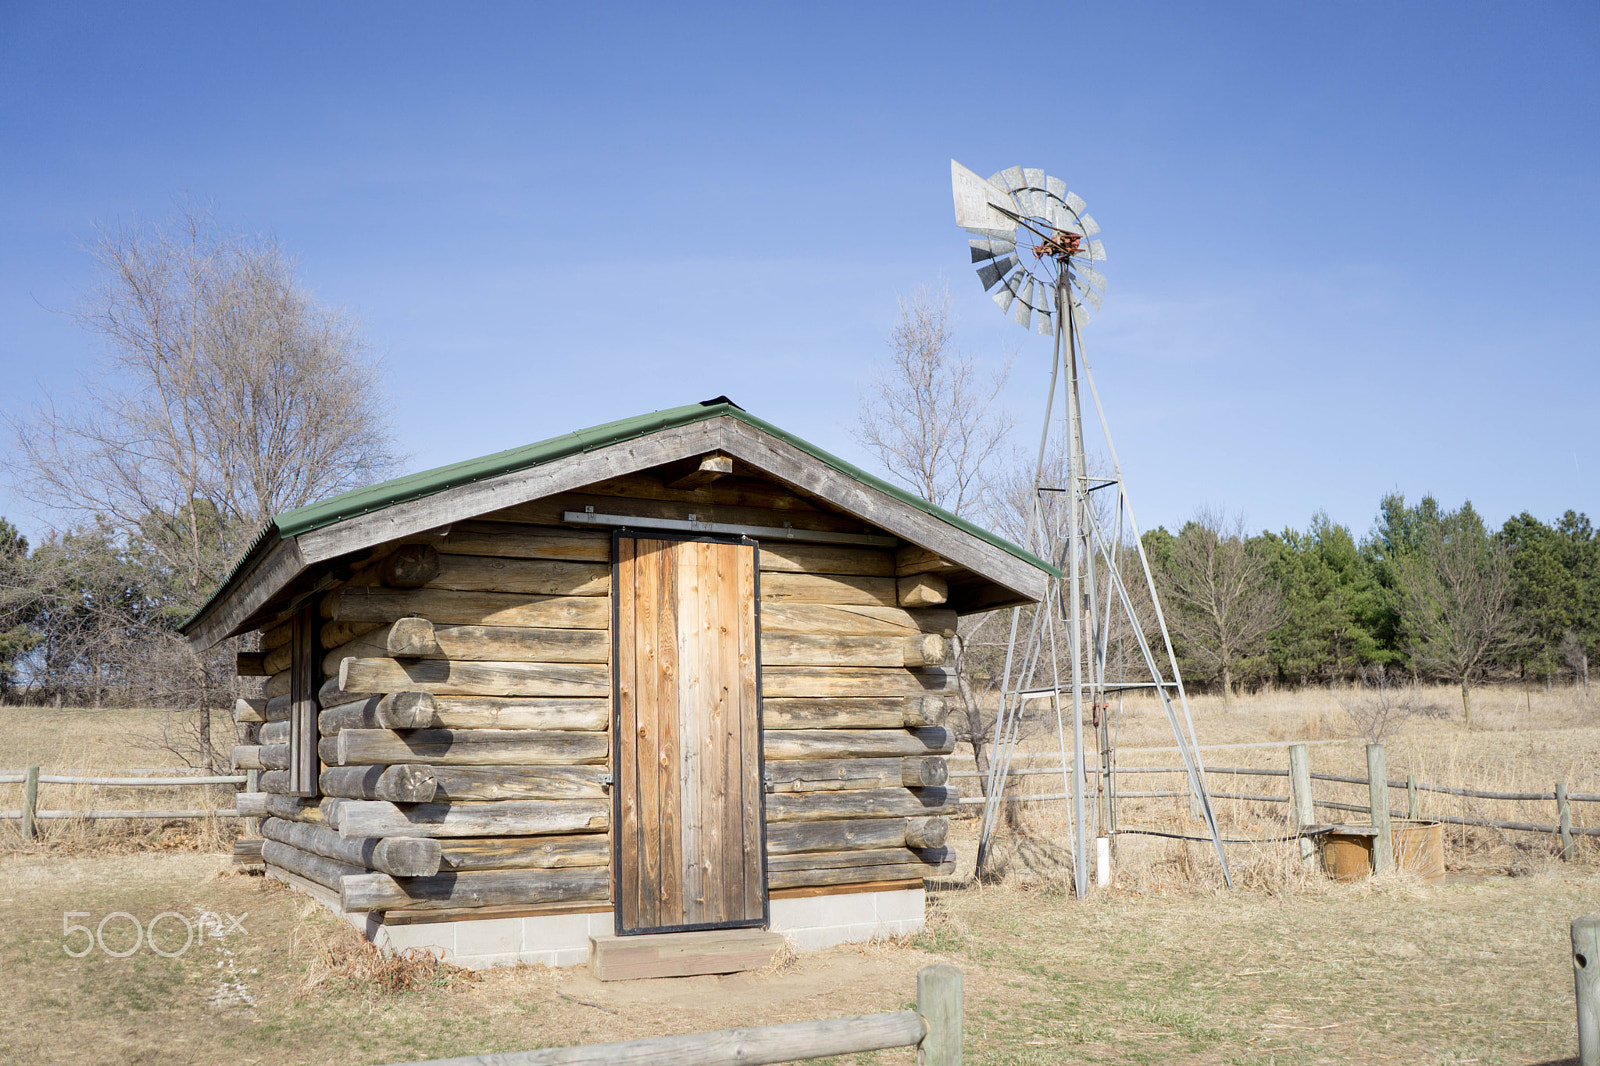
950,160,1232,896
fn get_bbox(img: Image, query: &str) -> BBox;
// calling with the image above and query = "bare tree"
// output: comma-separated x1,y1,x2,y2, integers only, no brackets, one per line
1337,664,1422,743
12,204,397,602
1392,508,1521,725
1562,630,1591,696
854,282,1014,784
8,203,398,765
1151,508,1286,703
855,283,1013,518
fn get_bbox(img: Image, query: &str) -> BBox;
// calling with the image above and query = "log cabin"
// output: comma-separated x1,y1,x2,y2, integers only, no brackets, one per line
188,398,1055,973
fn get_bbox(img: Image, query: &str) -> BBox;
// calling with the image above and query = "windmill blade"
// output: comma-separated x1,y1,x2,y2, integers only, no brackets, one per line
1034,283,1054,335
1023,167,1046,191
1078,286,1103,311
976,255,1017,291
1065,191,1088,214
1083,239,1106,262
969,237,1016,263
1071,263,1106,292
992,165,1026,192
951,160,1021,232
991,267,1025,312
963,225,1016,241
1017,186,1047,218
1047,203,1083,234
1046,175,1067,200
1079,214,1101,237
1013,278,1034,328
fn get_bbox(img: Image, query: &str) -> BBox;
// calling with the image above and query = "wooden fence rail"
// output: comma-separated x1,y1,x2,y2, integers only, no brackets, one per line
953,764,1600,803
958,743,1599,857
380,963,962,1066
2,764,244,837
0,774,245,786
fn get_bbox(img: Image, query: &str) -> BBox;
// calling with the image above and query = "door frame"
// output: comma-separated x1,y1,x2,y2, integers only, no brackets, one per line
609,528,771,936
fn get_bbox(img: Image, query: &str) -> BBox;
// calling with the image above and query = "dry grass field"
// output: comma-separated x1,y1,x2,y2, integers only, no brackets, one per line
0,684,1594,1065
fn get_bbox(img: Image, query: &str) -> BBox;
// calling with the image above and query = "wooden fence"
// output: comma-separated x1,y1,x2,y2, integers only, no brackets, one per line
951,742,1598,859
0,765,244,837
378,964,962,1066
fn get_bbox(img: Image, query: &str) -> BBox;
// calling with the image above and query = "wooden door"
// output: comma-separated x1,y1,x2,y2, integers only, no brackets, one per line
613,533,767,935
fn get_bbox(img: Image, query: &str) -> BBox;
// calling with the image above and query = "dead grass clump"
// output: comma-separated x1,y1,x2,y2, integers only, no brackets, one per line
297,919,478,997
754,935,801,976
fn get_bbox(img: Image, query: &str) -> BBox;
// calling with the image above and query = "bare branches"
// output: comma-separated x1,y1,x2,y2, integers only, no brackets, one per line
1152,508,1286,703
3,203,397,758
10,203,397,609
1337,665,1424,743
854,283,1013,518
1392,507,1522,724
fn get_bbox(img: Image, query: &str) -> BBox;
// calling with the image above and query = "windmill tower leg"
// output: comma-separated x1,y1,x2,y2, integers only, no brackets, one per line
1063,280,1089,900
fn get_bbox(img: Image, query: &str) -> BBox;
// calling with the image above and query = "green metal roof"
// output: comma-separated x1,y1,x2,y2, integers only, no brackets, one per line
182,398,1058,634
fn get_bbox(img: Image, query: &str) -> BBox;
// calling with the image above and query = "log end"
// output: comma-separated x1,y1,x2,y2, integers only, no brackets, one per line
374,836,443,878
377,764,438,804
897,573,949,608
901,756,949,788
376,689,439,729
234,697,268,724
380,544,440,588
387,617,441,658
905,816,949,849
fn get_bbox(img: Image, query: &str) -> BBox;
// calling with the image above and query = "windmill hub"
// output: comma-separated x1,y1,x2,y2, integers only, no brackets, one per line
949,160,1107,335
1033,229,1082,262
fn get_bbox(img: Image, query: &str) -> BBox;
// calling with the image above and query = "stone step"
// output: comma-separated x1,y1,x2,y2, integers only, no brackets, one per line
589,927,787,981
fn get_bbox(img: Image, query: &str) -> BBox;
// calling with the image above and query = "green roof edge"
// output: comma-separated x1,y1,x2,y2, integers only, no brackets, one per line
182,400,1059,633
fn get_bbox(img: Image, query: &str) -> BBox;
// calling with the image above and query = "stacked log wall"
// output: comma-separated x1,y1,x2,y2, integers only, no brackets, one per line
235,471,956,920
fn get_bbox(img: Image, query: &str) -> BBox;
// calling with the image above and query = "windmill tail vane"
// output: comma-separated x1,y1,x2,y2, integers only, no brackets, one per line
948,158,1233,896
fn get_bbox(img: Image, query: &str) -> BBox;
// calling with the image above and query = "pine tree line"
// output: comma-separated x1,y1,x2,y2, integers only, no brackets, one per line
1143,494,1597,714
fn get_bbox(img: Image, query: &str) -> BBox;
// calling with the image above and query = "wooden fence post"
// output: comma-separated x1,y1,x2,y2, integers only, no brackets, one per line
1559,784,1577,862
1288,744,1316,870
917,963,962,1066
1367,744,1393,874
1573,916,1600,1066
244,768,261,836
21,765,39,840
1407,774,1420,820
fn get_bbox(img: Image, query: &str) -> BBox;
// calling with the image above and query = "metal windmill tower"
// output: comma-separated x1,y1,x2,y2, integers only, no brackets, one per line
950,161,1232,896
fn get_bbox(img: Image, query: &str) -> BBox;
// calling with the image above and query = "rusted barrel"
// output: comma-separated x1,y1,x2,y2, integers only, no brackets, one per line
1394,819,1445,882
1322,830,1375,881
1321,820,1444,882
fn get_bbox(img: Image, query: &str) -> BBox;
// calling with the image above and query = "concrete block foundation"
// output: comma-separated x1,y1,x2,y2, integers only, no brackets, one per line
336,887,926,971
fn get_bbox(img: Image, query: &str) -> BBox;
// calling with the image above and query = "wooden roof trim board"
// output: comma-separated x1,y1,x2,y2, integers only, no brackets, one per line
182,407,1055,649
186,537,305,652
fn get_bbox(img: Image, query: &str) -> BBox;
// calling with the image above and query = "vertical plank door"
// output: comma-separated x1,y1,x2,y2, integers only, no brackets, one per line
614,534,766,935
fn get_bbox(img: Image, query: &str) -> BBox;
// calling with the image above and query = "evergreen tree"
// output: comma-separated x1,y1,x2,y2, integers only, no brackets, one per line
1266,512,1385,685
0,518,35,699
1503,510,1598,690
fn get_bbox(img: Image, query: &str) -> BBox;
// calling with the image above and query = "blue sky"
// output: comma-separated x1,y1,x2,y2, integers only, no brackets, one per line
2,2,1595,547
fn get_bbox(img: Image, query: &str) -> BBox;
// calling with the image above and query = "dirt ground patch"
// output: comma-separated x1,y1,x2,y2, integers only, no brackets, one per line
0,849,1591,1065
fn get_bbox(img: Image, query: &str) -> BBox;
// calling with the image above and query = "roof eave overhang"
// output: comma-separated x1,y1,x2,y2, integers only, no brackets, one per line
182,415,1051,649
